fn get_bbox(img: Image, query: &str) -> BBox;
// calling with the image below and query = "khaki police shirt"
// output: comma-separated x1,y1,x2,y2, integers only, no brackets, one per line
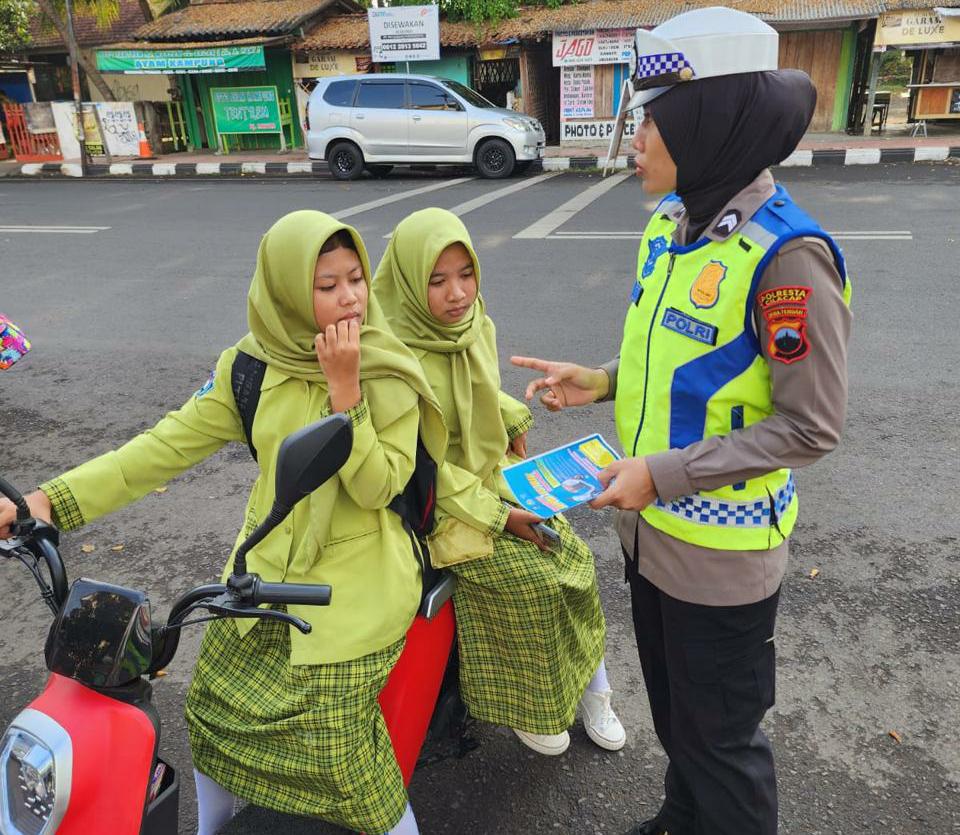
602,170,852,606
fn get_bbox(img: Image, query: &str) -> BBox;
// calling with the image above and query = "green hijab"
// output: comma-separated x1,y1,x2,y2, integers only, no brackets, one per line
236,208,447,465
373,208,506,480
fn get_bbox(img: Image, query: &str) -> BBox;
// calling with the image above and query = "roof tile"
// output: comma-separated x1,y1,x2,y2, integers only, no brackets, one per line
135,0,343,41
28,0,150,50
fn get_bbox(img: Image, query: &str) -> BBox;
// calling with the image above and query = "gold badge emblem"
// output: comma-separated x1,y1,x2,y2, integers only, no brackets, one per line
690,261,727,309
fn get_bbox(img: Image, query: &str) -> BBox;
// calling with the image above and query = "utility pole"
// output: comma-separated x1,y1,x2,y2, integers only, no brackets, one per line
63,0,89,173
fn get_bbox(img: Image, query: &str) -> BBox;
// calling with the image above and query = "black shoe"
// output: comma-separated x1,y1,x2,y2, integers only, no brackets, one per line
625,818,666,835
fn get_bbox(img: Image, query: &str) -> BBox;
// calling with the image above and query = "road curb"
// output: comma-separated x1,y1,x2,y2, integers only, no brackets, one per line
6,160,333,178
2,146,958,178
541,146,960,170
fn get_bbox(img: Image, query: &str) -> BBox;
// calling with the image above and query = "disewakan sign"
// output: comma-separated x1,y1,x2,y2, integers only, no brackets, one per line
368,6,440,63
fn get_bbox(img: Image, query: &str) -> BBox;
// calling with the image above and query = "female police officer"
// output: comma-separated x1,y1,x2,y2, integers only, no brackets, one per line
513,8,851,835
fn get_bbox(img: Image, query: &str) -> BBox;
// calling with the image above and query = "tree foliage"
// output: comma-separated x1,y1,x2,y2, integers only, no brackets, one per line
384,0,568,27
0,0,32,52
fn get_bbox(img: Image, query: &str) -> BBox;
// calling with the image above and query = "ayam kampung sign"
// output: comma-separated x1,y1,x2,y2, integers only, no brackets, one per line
96,46,266,74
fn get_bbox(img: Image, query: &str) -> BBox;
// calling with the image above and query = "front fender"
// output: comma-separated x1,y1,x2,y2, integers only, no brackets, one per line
468,125,522,158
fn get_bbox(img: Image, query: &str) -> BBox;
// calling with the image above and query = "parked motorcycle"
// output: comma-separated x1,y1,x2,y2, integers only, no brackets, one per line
0,414,458,834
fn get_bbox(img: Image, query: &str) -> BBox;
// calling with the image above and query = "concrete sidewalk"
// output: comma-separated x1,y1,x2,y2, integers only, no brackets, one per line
2,123,958,178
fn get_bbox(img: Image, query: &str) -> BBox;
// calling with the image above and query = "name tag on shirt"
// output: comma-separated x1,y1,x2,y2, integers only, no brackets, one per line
661,307,718,346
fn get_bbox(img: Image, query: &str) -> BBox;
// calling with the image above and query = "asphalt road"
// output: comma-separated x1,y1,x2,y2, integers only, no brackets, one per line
1,163,958,835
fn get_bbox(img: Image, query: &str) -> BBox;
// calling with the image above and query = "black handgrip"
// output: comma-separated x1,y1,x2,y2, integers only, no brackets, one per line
252,579,332,607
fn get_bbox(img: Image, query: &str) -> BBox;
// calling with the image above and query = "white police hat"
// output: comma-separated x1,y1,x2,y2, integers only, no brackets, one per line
626,7,779,111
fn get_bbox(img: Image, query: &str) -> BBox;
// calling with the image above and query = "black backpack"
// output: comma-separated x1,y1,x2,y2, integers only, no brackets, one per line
230,350,437,542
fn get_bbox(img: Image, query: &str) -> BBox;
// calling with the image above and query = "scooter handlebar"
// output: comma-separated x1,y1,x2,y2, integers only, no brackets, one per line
252,579,332,607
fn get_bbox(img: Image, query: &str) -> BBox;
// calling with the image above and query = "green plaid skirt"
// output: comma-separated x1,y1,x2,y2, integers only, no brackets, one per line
185,617,407,834
451,513,606,735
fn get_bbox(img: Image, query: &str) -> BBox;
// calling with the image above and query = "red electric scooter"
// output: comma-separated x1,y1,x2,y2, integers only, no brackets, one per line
0,414,458,834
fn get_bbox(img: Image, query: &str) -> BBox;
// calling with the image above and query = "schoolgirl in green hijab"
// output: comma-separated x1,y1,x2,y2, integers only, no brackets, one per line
374,207,625,758
6,211,444,835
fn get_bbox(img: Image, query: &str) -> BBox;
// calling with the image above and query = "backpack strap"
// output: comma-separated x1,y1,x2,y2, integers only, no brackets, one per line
231,350,267,462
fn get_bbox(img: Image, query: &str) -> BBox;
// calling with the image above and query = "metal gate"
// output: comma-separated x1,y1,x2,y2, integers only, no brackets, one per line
474,58,520,108
1,104,62,162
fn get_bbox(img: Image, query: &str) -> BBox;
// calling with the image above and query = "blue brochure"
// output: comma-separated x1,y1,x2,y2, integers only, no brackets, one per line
502,434,621,517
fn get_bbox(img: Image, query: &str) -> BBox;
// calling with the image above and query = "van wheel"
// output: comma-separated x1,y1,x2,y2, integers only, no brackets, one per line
475,139,515,179
328,142,364,180
367,164,394,178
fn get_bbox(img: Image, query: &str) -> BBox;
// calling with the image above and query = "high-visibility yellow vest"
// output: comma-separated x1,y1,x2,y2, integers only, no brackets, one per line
615,185,851,549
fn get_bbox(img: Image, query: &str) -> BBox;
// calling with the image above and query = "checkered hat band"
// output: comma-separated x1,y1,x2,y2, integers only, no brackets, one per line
635,52,692,80
654,474,796,529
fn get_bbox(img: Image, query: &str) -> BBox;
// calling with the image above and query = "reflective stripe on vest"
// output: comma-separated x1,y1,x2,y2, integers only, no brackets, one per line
655,473,795,528
615,186,850,550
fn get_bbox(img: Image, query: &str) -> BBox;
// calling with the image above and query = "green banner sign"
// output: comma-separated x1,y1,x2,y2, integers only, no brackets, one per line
96,46,265,74
210,86,281,137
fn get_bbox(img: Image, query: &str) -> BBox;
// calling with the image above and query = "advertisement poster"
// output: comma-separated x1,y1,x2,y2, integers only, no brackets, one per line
502,434,620,517
561,66,595,118
553,28,634,66
210,87,281,134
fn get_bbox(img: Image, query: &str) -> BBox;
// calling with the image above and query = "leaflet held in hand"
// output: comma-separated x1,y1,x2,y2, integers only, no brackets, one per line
502,434,621,517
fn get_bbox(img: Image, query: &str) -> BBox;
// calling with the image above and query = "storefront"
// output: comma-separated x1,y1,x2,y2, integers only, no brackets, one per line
874,7,960,121
96,42,302,151
494,0,873,148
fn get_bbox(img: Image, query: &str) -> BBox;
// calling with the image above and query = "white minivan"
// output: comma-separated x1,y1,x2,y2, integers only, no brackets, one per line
306,74,546,179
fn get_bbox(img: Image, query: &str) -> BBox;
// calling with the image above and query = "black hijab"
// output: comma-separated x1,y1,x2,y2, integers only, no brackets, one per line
646,70,816,242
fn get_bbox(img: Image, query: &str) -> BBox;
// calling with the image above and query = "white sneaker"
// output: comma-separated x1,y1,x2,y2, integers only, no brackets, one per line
512,727,570,756
580,689,626,751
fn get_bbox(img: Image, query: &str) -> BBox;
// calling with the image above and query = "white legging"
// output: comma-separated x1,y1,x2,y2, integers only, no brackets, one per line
194,769,419,835
586,657,611,693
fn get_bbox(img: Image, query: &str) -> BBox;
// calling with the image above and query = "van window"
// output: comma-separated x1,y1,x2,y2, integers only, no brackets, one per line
439,79,495,109
356,81,406,109
323,80,357,107
408,82,460,111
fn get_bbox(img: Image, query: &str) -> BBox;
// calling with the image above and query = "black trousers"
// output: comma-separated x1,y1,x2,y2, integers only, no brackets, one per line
624,549,779,835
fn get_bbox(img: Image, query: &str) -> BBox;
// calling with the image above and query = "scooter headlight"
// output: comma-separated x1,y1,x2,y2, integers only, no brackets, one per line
0,711,71,835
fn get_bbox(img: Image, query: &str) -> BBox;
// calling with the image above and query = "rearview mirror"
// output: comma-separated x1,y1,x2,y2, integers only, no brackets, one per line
231,414,353,577
274,414,353,510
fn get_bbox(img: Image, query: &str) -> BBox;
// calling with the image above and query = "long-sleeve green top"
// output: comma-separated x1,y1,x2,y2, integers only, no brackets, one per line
423,351,533,536
41,346,422,666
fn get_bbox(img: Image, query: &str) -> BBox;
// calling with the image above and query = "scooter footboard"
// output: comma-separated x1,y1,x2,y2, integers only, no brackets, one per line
141,758,179,835
378,600,456,785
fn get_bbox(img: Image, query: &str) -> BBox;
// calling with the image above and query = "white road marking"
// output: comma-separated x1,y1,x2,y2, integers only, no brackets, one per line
382,172,563,236
513,172,631,239
333,176,474,219
447,172,561,218
0,225,110,234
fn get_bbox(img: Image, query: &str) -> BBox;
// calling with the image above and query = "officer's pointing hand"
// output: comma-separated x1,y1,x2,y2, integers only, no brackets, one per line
510,356,609,411
589,458,658,512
